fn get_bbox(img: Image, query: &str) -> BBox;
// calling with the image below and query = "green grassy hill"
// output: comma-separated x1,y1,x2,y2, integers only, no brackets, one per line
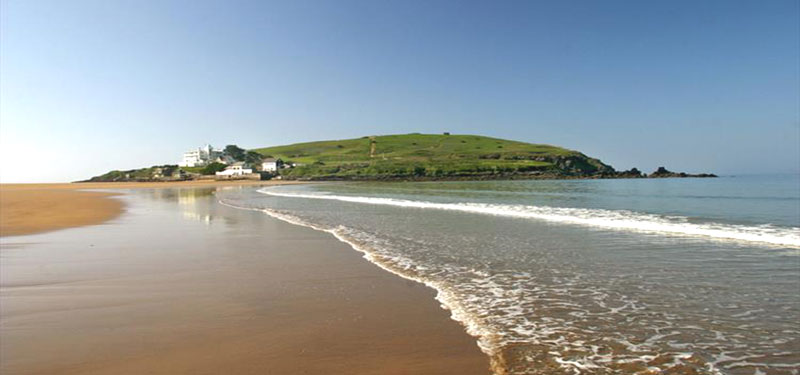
84,165,182,182
252,133,614,179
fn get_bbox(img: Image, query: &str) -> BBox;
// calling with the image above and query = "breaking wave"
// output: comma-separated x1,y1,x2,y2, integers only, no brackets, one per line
220,185,800,375
258,189,800,248
218,199,506,372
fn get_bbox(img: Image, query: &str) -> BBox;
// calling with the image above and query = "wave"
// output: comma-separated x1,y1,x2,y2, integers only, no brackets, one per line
217,199,507,373
258,189,800,248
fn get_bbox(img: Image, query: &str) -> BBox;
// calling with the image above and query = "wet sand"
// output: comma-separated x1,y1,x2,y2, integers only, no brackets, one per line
0,189,123,237
0,187,489,374
0,181,304,236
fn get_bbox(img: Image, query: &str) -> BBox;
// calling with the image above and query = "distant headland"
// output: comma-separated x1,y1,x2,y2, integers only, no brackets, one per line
83,133,716,182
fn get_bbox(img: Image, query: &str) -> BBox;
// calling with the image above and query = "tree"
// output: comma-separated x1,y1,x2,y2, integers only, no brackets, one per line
224,145,246,161
245,151,263,165
201,162,227,175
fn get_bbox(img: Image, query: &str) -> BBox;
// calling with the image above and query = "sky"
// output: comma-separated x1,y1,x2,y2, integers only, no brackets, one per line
1,0,798,182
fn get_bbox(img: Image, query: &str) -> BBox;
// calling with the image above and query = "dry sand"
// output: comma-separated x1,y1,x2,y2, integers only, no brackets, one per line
0,180,303,236
0,186,490,374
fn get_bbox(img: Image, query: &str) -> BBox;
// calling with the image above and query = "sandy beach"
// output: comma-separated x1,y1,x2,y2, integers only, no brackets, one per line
0,189,123,237
0,180,304,236
0,186,489,374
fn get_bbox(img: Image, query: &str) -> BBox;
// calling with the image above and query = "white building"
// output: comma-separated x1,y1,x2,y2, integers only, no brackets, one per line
215,162,253,176
180,144,223,167
261,158,283,172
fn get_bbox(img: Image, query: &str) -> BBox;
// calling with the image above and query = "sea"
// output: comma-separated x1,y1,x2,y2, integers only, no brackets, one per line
218,174,800,375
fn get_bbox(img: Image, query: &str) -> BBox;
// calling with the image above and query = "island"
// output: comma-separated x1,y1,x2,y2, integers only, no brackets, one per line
85,133,716,182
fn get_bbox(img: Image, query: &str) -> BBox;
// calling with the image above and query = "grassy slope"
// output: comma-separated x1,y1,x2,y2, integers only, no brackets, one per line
85,165,181,182
252,134,611,179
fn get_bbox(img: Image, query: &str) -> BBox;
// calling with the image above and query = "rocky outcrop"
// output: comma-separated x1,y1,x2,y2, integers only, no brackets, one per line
587,167,716,179
615,168,645,178
515,154,615,175
648,166,717,178
554,155,615,175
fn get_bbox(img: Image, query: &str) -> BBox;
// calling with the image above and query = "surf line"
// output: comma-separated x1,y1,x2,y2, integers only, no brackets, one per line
217,198,506,373
258,189,800,248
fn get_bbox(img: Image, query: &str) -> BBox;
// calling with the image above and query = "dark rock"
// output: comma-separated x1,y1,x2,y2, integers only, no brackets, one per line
648,167,717,178
615,167,644,178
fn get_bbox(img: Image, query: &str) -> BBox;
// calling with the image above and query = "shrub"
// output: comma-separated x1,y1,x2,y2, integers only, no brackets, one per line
201,162,227,175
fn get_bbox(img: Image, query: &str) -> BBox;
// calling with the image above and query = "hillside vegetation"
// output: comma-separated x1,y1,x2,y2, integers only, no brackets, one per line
252,133,614,179
85,165,182,182
83,134,716,182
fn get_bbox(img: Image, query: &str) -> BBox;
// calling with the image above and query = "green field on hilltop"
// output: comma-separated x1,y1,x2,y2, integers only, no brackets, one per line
252,133,612,179
83,134,615,182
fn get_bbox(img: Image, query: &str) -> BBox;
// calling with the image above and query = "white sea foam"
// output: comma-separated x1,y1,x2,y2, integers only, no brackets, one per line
218,196,796,375
258,189,800,248
217,199,507,373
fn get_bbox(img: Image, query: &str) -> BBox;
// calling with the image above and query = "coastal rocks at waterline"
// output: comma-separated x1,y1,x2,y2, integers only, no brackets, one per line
648,166,717,178
614,168,645,178
595,167,716,179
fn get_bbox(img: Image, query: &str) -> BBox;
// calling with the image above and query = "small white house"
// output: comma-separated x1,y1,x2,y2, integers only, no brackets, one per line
215,162,253,176
261,158,283,172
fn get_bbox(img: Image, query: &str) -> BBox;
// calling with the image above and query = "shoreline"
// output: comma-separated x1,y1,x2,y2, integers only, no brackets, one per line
0,180,305,237
0,179,309,190
280,172,718,182
228,202,504,373
1,186,490,374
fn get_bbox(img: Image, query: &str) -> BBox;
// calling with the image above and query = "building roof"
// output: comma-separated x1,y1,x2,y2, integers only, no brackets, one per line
262,158,280,162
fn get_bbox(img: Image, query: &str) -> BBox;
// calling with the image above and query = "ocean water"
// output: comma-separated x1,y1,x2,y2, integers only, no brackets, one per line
219,175,800,375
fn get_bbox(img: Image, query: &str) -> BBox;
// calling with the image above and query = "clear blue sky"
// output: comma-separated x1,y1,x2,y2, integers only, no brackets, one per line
1,0,798,182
